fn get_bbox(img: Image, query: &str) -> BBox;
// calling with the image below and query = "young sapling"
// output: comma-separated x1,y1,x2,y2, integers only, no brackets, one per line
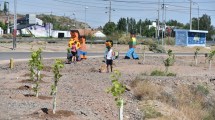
51,59,64,114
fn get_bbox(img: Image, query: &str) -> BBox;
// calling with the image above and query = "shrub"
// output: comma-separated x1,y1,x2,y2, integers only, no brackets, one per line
132,80,162,100
203,107,215,120
118,34,130,44
164,37,175,45
150,70,166,76
166,72,176,76
196,84,209,96
143,105,163,119
149,42,165,53
2,34,13,39
163,49,175,73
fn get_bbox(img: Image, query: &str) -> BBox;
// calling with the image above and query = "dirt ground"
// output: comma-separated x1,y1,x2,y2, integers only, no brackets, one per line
0,42,215,120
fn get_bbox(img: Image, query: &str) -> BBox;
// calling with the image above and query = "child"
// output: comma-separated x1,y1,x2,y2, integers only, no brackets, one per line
106,47,113,72
71,42,77,62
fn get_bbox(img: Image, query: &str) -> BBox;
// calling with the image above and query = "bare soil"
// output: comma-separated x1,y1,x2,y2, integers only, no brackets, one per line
0,42,215,120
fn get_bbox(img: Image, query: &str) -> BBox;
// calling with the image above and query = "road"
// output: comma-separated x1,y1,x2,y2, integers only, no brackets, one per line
0,52,208,61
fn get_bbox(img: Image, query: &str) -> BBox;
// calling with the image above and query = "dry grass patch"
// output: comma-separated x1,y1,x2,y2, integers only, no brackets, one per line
131,75,214,120
131,79,163,100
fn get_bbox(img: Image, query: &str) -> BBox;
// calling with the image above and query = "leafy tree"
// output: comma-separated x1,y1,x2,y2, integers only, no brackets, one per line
166,19,184,28
183,23,190,29
117,18,127,33
51,59,64,114
3,1,9,15
107,70,126,120
199,14,211,31
0,21,7,31
144,27,156,37
127,17,136,33
199,14,213,40
103,22,116,36
192,17,199,30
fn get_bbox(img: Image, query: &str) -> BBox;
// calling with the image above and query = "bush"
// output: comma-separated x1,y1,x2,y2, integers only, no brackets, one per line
149,42,165,53
2,34,13,39
118,34,130,44
196,84,209,96
166,72,176,76
164,37,175,45
142,39,156,45
132,79,162,100
150,70,166,76
143,105,163,119
203,107,215,120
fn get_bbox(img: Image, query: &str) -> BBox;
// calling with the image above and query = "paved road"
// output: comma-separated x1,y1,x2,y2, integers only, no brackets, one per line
0,52,208,61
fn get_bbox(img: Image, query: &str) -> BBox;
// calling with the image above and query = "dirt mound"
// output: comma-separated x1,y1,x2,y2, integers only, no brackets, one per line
31,108,79,120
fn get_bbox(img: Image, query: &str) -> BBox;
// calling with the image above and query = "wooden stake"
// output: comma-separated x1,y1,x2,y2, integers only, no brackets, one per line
10,58,14,69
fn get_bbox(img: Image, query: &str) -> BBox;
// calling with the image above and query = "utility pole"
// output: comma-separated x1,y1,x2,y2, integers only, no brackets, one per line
73,12,76,28
197,5,199,30
84,6,88,35
161,0,164,46
109,0,111,22
189,0,192,30
157,0,160,41
193,2,199,30
140,24,141,36
13,0,17,50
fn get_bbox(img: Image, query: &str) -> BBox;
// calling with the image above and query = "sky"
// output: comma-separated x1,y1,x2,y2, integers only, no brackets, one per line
1,0,215,29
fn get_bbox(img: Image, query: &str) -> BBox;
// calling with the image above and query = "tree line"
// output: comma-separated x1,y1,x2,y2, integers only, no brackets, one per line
103,14,215,40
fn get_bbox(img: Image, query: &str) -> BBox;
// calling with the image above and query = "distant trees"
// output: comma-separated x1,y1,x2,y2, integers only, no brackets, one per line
103,17,154,37
0,21,7,31
103,22,117,36
103,14,215,40
117,18,127,33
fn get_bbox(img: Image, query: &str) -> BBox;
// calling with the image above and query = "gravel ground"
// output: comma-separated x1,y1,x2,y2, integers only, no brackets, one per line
1,51,215,119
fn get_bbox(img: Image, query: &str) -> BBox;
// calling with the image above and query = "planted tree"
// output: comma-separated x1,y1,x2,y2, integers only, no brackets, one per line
29,48,43,97
163,49,175,73
107,70,126,120
194,47,200,66
142,45,146,64
51,59,64,114
207,50,215,70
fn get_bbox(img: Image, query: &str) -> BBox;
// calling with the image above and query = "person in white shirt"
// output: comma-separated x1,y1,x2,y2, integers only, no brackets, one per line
106,47,113,72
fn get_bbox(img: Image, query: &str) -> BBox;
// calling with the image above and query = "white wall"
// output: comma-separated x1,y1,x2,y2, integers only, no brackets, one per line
0,27,3,35
36,18,43,26
52,30,70,38
19,25,48,37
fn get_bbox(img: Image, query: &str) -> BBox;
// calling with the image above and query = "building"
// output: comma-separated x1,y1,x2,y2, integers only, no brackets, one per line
17,14,51,37
0,27,3,36
174,29,208,47
149,22,157,29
